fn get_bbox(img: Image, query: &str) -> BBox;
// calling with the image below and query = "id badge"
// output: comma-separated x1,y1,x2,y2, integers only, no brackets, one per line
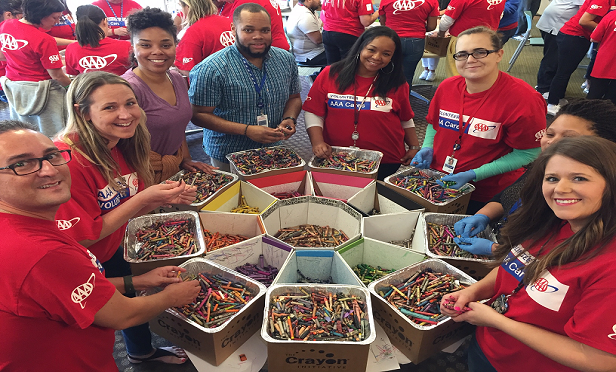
257,114,268,127
443,156,457,174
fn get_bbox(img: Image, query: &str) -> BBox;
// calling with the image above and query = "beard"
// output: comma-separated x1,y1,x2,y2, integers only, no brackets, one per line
235,33,271,59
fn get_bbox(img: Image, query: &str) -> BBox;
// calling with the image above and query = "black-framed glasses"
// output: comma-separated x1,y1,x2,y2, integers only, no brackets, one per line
453,48,500,61
0,150,72,176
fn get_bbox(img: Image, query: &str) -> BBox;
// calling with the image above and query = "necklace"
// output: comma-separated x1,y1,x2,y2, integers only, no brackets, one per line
351,74,378,148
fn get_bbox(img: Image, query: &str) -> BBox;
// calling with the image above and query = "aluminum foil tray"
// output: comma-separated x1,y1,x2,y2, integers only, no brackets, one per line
226,146,306,176
308,146,383,175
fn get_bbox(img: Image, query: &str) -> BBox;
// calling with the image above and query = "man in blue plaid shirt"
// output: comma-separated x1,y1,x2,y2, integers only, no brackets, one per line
189,2,302,171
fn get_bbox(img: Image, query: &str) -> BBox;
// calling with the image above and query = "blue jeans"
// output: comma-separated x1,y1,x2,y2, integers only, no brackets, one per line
103,246,153,356
400,37,425,87
467,334,498,372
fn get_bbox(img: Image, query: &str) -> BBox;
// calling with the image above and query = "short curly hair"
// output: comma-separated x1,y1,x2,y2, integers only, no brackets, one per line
127,6,177,44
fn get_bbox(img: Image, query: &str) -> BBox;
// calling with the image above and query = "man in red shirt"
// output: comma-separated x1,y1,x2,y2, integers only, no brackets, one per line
91,0,142,40
0,121,200,370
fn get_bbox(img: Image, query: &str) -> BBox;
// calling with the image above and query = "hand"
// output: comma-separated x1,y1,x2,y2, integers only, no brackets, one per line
168,182,198,205
454,236,495,256
161,280,201,307
440,289,474,319
139,180,188,207
454,214,491,237
426,31,438,37
133,266,187,291
438,169,475,189
245,125,285,144
410,147,433,169
447,301,507,328
312,141,332,159
113,27,129,36
180,159,217,174
401,148,419,166
276,119,296,139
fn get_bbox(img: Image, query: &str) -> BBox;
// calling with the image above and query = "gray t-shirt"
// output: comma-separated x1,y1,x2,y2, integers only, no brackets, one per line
286,4,325,62
536,0,585,35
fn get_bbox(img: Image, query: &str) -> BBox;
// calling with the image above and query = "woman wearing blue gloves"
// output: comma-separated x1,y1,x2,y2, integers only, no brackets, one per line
411,26,546,214
453,99,616,255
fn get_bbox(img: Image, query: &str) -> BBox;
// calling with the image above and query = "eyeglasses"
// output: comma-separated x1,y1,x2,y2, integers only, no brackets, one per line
453,48,500,61
0,150,72,176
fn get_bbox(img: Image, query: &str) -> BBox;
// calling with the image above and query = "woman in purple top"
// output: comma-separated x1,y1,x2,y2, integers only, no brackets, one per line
122,7,214,183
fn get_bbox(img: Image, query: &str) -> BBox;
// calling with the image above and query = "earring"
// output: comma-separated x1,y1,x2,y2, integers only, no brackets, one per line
380,62,394,74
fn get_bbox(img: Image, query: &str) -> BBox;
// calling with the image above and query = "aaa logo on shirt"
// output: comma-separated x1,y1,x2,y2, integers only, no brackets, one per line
487,0,503,10
269,0,281,14
220,31,235,47
79,54,118,72
0,33,28,51
57,217,80,230
393,0,425,14
438,109,502,140
327,93,393,112
71,273,95,309
526,271,569,312
97,172,139,211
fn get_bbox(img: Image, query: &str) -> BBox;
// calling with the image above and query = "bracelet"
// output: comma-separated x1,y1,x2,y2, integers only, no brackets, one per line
111,28,115,36
123,275,136,296
282,116,297,125
244,124,250,136
408,145,422,150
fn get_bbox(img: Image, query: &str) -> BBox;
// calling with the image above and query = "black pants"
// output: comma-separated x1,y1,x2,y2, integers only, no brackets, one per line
587,77,616,104
322,30,358,65
547,32,590,105
302,51,327,66
536,31,558,93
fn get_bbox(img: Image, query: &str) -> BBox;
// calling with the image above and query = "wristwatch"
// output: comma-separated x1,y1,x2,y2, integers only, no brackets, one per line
282,116,297,125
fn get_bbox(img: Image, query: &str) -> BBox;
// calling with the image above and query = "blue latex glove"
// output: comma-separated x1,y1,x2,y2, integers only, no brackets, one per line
454,214,491,238
438,169,476,190
454,236,495,256
410,147,433,169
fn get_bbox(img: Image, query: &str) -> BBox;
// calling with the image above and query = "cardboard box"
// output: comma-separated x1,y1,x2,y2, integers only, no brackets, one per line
124,211,206,276
347,181,425,216
338,237,425,286
260,196,362,249
311,171,374,202
424,36,450,57
308,146,383,179
198,212,265,254
226,146,306,181
156,170,239,213
383,168,474,214
422,213,497,280
203,235,293,286
272,249,363,286
262,284,376,372
200,181,276,215
148,258,266,366
247,170,314,199
368,259,476,364
361,211,426,254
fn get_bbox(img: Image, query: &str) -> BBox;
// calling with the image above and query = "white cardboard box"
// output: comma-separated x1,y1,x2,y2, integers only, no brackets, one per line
361,211,426,254
347,181,425,216
200,181,276,215
247,170,314,199
272,249,363,286
311,170,375,202
198,212,265,254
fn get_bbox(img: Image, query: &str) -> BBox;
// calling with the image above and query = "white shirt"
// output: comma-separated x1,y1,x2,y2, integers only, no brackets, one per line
536,0,585,35
286,3,325,62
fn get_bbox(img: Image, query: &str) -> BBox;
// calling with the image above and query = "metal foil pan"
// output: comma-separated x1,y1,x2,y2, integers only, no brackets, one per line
308,146,383,175
226,146,306,176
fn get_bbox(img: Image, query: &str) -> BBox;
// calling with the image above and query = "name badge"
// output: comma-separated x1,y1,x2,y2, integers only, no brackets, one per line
257,114,268,127
443,156,457,174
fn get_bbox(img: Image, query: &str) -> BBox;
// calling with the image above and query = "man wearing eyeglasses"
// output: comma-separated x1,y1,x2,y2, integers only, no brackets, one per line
0,121,200,370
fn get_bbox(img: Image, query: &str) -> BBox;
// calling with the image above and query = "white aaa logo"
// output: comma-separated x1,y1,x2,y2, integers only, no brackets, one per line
609,324,616,340
487,0,503,10
220,31,235,47
393,0,425,14
71,273,95,309
56,217,80,230
0,33,28,51
269,0,280,14
79,54,118,72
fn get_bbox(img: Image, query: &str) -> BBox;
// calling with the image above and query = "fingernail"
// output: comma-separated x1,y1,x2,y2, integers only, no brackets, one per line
454,306,460,311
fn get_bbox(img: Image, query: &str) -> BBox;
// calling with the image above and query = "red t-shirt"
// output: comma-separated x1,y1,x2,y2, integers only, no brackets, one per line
55,139,144,263
0,213,117,371
321,0,374,36
559,0,615,39
590,10,616,79
44,12,76,51
426,72,545,202
219,1,234,17
175,15,233,71
0,19,63,82
92,0,143,40
65,37,131,75
229,0,289,50
0,20,6,85
477,223,616,371
379,0,440,38
444,0,506,36
303,66,414,164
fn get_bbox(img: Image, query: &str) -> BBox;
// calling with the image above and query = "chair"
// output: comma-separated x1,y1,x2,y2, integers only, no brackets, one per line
507,11,532,72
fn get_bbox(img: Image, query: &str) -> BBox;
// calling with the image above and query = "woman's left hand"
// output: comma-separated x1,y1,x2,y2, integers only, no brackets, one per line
133,266,187,290
165,180,198,205
450,301,506,328
181,159,217,174
401,148,419,165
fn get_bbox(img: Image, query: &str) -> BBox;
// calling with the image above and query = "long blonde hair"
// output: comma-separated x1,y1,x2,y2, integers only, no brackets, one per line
181,0,217,25
59,71,154,190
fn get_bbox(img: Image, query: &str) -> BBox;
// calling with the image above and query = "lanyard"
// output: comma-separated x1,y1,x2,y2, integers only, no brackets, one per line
351,75,378,147
241,57,267,112
105,0,123,20
452,73,501,154
218,3,225,15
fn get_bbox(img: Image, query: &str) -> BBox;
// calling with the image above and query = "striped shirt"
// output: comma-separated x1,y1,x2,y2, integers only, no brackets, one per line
188,44,301,162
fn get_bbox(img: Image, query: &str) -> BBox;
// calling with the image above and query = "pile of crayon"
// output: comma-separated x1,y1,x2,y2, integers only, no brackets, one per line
388,170,464,203
427,223,489,259
234,254,278,286
203,229,249,252
229,147,302,175
353,264,395,284
274,224,349,247
377,268,467,326
175,273,253,328
230,196,260,214
134,220,196,261
181,171,235,203
313,152,377,173
267,288,369,341
271,191,303,199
